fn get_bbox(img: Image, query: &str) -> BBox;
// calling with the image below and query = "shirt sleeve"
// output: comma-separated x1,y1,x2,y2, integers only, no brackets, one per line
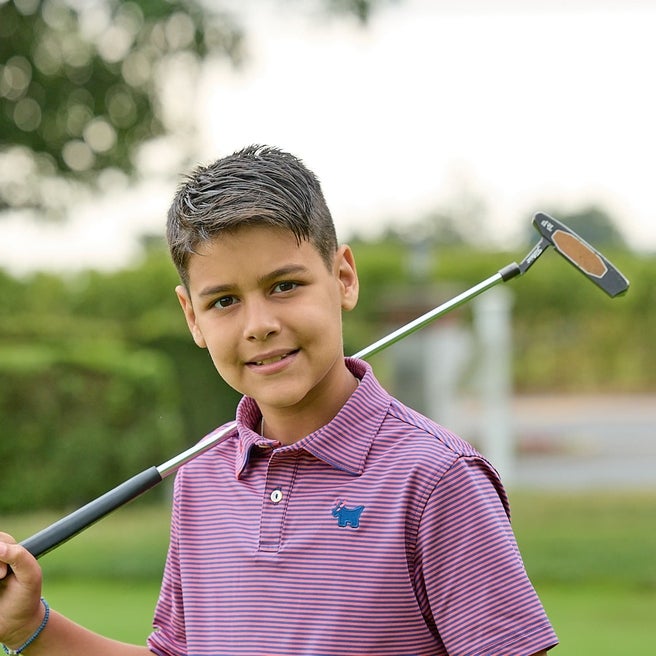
147,473,189,656
414,455,558,656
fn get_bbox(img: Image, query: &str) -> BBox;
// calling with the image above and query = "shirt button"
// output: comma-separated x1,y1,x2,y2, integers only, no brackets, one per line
270,489,283,504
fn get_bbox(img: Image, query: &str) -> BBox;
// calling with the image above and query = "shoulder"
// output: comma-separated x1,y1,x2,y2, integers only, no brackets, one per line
351,358,483,463
365,395,504,504
381,395,483,464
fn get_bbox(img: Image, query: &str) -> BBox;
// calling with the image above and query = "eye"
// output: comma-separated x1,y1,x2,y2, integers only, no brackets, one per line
213,295,237,309
272,281,298,293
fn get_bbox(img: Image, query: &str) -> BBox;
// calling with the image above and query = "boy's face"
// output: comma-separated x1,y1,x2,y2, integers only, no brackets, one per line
176,225,359,426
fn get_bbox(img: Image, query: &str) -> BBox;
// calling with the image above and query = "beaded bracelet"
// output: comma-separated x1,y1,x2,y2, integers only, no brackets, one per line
1,598,50,655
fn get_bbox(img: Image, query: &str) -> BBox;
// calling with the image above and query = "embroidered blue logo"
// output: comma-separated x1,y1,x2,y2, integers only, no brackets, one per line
332,501,365,528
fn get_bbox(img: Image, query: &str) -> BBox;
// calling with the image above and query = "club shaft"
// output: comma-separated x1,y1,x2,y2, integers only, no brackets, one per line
354,271,507,360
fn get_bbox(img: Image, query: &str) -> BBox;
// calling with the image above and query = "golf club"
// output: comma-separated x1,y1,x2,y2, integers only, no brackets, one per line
16,212,629,560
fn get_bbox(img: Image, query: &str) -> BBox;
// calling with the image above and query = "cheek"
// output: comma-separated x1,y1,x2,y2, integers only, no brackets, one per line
206,346,246,393
201,327,235,369
300,302,343,345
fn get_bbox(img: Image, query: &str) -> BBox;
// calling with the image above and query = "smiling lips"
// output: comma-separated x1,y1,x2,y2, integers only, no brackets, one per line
249,350,298,367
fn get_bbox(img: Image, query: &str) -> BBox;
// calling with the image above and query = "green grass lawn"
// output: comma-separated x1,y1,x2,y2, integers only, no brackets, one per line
44,578,161,645
539,583,656,654
3,490,655,653
509,489,656,654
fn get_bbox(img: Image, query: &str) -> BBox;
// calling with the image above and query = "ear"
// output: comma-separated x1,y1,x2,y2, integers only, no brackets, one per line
175,285,207,348
334,245,359,311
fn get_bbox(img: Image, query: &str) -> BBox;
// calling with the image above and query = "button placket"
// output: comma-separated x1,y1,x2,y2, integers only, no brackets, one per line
258,451,298,553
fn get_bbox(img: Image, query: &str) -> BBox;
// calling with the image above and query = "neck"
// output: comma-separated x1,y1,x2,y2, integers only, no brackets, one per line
259,373,359,445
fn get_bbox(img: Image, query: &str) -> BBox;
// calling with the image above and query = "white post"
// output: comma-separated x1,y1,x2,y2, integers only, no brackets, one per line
388,316,472,434
472,287,514,483
424,320,472,434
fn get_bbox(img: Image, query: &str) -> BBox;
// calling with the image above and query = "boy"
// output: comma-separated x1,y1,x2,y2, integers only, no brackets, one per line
0,145,557,655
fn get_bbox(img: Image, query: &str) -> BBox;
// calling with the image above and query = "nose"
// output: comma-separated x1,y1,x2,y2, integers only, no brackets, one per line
243,297,281,342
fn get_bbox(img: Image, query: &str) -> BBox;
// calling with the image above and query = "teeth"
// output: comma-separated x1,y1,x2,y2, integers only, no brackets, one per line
255,354,287,366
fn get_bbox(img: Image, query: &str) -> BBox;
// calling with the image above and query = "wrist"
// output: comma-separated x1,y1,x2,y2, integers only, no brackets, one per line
1,598,50,655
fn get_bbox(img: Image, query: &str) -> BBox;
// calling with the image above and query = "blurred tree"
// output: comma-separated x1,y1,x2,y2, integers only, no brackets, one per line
0,0,244,213
0,0,392,216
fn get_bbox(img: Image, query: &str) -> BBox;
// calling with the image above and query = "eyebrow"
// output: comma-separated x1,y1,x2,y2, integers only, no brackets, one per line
197,265,311,297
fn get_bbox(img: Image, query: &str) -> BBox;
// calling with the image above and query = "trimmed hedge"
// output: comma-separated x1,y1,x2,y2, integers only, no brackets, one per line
0,339,183,512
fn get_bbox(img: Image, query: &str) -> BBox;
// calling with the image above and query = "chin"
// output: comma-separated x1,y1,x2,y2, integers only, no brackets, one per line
260,391,309,410
257,383,315,409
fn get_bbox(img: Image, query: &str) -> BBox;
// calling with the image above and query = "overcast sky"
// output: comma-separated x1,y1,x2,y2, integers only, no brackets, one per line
2,0,655,274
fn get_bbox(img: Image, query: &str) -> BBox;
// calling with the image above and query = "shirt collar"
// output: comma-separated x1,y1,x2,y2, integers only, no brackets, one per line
233,358,390,478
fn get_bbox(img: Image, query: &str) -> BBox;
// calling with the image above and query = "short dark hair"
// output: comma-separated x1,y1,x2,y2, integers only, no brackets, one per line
167,145,338,286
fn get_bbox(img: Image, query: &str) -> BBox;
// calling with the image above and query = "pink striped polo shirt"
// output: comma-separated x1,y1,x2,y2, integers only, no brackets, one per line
148,358,557,656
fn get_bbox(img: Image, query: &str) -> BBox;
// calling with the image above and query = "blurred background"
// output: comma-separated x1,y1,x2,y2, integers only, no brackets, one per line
1,0,654,653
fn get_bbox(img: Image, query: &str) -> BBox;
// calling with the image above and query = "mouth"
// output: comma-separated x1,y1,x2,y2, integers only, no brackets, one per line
248,350,298,367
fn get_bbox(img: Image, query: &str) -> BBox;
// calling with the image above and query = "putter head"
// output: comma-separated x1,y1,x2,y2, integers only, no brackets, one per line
532,212,630,297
